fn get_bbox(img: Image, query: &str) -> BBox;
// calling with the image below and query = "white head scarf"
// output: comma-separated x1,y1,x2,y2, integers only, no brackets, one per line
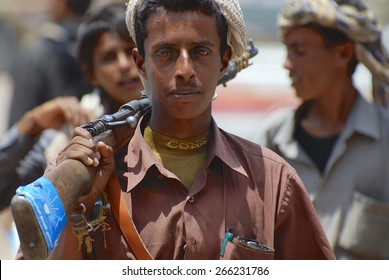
125,0,247,60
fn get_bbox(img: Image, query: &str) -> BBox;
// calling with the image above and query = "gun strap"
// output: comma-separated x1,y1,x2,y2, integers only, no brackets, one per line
106,175,153,260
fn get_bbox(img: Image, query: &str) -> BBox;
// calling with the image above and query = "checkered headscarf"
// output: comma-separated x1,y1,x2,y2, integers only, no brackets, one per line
279,0,389,105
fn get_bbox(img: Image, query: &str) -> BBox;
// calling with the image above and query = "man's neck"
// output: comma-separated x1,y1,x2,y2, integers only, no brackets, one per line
149,113,212,140
302,82,357,137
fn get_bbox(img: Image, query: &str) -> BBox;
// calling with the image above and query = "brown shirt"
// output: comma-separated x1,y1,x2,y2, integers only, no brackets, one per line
86,114,335,260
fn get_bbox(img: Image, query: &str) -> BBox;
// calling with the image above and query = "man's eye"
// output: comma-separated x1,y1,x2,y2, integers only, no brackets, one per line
292,48,306,56
101,53,116,63
194,47,210,56
156,49,173,58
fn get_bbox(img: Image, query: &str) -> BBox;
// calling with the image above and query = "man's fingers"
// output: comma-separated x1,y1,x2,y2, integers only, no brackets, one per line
57,130,101,166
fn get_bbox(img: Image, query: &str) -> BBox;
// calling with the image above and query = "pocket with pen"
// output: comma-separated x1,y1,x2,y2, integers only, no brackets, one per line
221,236,275,260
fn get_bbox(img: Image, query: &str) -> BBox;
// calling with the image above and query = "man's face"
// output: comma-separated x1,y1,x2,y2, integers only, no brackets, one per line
90,32,143,106
282,26,343,101
134,10,230,124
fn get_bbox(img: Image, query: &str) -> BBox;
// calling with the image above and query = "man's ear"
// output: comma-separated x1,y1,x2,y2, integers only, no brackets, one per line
133,48,146,77
336,41,355,68
220,46,232,76
133,47,149,90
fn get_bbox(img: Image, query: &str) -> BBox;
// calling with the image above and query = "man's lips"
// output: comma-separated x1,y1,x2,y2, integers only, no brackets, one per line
170,90,201,101
172,91,199,95
289,76,299,86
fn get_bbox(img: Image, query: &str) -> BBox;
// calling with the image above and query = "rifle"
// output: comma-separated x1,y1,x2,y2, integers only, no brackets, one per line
10,40,258,259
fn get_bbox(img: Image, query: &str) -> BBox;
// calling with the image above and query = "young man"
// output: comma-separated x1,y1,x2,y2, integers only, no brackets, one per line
41,0,334,260
44,2,144,163
257,0,389,259
1,2,143,211
76,2,143,114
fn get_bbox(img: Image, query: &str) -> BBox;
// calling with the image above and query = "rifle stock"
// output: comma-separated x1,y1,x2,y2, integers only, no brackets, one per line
11,159,95,259
11,130,117,259
11,40,258,259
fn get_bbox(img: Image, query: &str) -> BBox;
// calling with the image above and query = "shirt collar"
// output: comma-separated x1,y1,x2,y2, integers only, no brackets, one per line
348,93,381,140
272,109,299,159
273,93,381,159
124,113,248,192
209,118,248,178
124,112,163,192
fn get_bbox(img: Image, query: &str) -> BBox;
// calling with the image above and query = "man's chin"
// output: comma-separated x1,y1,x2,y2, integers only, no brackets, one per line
294,90,310,101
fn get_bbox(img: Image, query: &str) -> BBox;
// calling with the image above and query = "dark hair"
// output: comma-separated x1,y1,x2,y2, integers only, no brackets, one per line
76,2,133,70
67,0,92,16
311,24,359,75
134,0,228,59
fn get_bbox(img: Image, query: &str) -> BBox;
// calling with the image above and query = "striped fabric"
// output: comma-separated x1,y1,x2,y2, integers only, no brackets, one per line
125,0,247,60
279,0,389,105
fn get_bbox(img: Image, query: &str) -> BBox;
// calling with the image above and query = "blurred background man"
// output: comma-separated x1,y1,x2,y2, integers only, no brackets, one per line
257,0,389,259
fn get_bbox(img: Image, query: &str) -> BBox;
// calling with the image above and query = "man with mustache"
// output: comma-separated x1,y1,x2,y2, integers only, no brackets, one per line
18,0,334,260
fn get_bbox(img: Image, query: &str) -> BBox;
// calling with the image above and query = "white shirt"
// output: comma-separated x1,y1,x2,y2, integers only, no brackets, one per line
256,93,389,259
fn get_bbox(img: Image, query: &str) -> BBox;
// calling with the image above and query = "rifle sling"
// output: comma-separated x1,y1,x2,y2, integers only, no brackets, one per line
106,175,153,260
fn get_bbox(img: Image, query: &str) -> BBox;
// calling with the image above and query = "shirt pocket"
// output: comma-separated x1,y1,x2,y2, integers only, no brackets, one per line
220,240,275,260
338,191,389,259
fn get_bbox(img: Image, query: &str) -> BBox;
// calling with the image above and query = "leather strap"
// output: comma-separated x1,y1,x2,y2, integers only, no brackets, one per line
106,175,153,260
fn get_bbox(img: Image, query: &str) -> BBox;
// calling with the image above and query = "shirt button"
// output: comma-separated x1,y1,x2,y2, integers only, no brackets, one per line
188,196,195,203
192,239,197,246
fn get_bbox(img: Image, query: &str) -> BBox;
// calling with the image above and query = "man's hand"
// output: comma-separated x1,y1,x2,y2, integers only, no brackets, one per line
55,127,115,200
17,96,92,137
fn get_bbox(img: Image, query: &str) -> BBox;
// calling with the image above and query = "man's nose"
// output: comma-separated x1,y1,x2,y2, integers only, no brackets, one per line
175,50,196,81
118,52,133,69
283,54,293,70
118,52,137,75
